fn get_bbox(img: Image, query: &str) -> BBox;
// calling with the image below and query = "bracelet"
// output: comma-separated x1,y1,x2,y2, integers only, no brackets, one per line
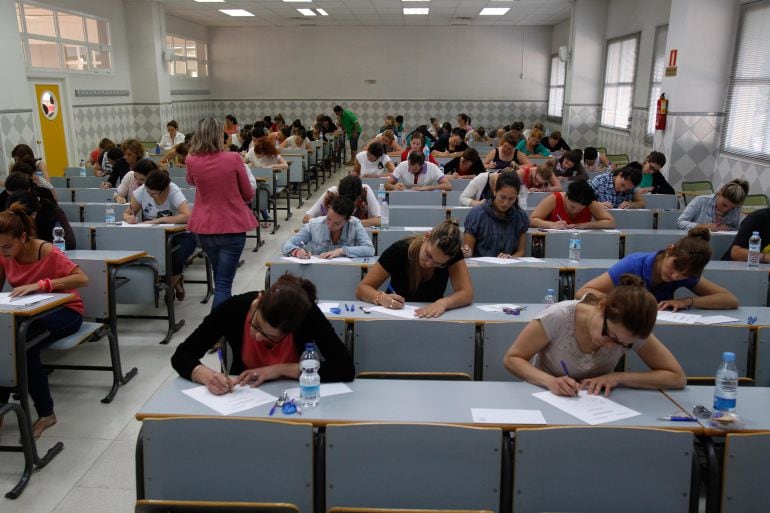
38,279,46,291
46,278,54,292
191,364,205,383
37,279,53,292
374,291,383,306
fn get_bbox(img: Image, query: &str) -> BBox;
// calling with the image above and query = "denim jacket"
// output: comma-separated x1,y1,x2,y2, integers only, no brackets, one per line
282,216,375,258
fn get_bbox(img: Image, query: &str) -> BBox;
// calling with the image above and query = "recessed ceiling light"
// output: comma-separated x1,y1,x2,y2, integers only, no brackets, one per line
297,8,316,16
194,0,225,3
403,7,429,15
219,9,254,16
317,8,329,16
480,7,510,15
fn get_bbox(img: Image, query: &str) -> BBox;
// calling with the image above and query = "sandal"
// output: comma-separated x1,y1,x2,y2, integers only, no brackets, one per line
174,276,186,301
32,414,57,440
260,221,271,229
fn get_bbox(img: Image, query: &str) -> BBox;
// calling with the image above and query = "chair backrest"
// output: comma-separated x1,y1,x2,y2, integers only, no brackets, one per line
540,231,621,259
481,321,526,381
446,206,472,224
141,418,313,511
59,202,82,223
82,202,129,222
388,191,443,206
352,319,476,376
388,206,447,228
609,209,655,229
680,181,714,205
742,193,769,214
514,426,693,513
72,188,115,203
595,146,608,154
444,190,463,206
606,153,630,167
466,265,559,303
135,500,300,513
722,433,770,513
645,194,679,210
265,261,364,301
326,423,502,512
67,175,106,188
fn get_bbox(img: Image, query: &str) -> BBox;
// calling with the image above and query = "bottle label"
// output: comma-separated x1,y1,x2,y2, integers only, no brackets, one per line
570,239,582,250
713,395,736,411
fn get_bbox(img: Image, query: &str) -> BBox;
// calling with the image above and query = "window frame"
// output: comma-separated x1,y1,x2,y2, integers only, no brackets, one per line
600,32,641,132
646,24,669,139
547,54,567,121
720,0,770,163
166,33,209,79
16,0,112,74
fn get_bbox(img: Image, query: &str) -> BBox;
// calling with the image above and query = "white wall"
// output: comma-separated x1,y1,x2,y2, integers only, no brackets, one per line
551,19,570,54
210,26,552,101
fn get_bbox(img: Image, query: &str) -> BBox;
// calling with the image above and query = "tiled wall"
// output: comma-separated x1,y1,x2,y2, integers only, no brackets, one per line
596,107,653,162
170,100,214,135
715,154,770,198
655,114,722,190
562,104,601,151
0,110,36,179
208,99,548,139
72,104,137,161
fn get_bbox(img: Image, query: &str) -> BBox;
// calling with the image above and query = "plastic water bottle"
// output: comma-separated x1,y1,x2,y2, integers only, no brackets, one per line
423,145,430,160
747,231,761,269
569,231,582,262
79,159,87,177
380,199,389,230
713,351,738,412
544,288,556,307
299,343,321,407
52,222,66,253
155,143,161,155
377,183,386,204
519,184,528,209
105,199,116,225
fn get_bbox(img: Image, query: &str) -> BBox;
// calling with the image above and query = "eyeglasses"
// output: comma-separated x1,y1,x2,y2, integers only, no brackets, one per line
602,316,634,349
250,311,283,345
424,245,450,268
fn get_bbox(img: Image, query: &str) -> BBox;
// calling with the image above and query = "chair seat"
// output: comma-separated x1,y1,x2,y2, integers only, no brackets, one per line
46,322,105,350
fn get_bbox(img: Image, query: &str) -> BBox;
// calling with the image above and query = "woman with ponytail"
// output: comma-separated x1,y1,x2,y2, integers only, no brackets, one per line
505,274,686,397
576,227,738,311
0,203,88,438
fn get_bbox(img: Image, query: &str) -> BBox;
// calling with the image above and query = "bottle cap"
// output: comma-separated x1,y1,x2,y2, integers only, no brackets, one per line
722,352,736,362
547,288,555,294
305,342,315,351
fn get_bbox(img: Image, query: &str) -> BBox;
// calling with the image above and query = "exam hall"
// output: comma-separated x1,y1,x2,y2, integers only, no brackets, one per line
2,0,770,512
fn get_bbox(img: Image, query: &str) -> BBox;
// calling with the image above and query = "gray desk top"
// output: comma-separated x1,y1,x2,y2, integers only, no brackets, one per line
69,222,186,231
322,300,545,323
64,249,147,262
665,386,770,433
137,377,696,431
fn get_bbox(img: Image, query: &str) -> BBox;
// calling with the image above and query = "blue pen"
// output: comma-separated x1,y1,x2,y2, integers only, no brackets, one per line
344,304,350,312
217,348,232,393
658,416,697,422
350,304,355,312
560,360,578,397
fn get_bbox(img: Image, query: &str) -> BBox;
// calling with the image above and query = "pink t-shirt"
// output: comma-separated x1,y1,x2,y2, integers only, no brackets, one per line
0,245,84,315
241,314,299,369
185,151,257,234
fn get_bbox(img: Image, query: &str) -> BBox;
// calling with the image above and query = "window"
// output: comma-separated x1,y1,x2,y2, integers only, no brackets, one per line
722,1,770,161
548,55,566,119
647,25,668,137
16,1,111,73
601,33,639,130
166,35,208,78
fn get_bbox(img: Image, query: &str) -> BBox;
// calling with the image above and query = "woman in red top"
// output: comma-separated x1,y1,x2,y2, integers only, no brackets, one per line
530,179,615,230
0,203,88,438
400,132,438,165
186,117,257,310
516,160,562,192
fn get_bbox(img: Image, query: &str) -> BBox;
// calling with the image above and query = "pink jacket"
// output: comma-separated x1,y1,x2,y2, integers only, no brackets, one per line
186,151,257,234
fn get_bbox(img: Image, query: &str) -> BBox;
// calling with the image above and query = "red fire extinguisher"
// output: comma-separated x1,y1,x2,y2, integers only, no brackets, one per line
655,93,668,130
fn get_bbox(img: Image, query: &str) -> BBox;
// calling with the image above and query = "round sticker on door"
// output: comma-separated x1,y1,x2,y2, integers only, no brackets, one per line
40,90,58,120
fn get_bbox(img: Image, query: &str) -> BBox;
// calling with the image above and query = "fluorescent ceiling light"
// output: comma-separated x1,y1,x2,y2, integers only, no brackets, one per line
480,7,510,15
297,8,316,16
317,8,329,16
403,7,429,14
219,9,254,16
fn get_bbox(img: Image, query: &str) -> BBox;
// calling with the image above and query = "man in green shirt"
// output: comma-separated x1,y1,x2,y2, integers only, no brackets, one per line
333,105,361,166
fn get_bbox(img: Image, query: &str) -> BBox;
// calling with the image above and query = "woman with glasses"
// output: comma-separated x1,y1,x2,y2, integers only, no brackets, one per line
504,274,686,397
356,219,473,318
172,274,354,395
282,195,374,259
123,169,196,301
576,227,738,312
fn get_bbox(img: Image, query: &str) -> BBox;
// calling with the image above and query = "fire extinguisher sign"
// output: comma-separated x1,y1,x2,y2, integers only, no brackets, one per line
665,49,678,77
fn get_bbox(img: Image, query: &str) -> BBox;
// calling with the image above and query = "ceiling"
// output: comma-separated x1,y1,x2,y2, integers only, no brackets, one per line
159,0,573,27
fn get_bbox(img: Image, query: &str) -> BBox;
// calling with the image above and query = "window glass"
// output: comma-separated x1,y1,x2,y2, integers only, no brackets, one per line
25,6,56,37
28,38,60,68
58,12,85,41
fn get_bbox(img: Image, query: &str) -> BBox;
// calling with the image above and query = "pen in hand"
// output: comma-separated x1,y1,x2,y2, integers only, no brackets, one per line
217,347,232,393
560,360,579,397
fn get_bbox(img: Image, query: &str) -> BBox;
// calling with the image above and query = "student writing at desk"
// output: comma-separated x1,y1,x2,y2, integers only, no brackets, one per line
676,179,749,232
171,274,354,395
385,151,452,191
0,203,89,438
356,219,473,318
576,227,738,311
504,275,686,397
529,179,616,230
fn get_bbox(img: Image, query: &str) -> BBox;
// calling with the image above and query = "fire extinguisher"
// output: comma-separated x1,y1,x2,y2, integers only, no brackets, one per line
655,93,668,130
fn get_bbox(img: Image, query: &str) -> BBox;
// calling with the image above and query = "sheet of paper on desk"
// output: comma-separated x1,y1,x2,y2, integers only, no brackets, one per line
317,302,340,314
517,257,545,263
0,293,54,307
370,304,419,319
281,256,353,264
696,315,741,325
470,257,521,264
402,227,433,231
477,304,525,313
182,384,277,416
286,383,353,400
540,228,592,233
602,229,622,233
656,310,702,324
471,408,546,424
120,221,175,228
533,390,641,425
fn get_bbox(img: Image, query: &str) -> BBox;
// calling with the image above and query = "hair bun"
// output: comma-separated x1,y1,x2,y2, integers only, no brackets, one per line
687,226,711,242
618,273,644,288
444,218,460,228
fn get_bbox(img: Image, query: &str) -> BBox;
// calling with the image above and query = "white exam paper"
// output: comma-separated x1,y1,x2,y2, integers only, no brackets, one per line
402,227,434,231
533,390,641,425
120,221,175,228
182,384,277,415
471,408,546,424
471,257,520,264
476,303,526,313
0,292,55,307
286,383,353,400
656,310,702,324
517,257,546,263
696,315,741,325
317,302,340,314
370,304,420,319
281,256,353,264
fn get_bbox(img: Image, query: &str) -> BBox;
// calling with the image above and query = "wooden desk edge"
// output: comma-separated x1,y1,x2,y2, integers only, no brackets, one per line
103,251,149,264
1,294,75,316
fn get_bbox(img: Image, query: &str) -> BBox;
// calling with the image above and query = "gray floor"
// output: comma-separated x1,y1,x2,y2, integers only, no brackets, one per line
0,166,348,513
